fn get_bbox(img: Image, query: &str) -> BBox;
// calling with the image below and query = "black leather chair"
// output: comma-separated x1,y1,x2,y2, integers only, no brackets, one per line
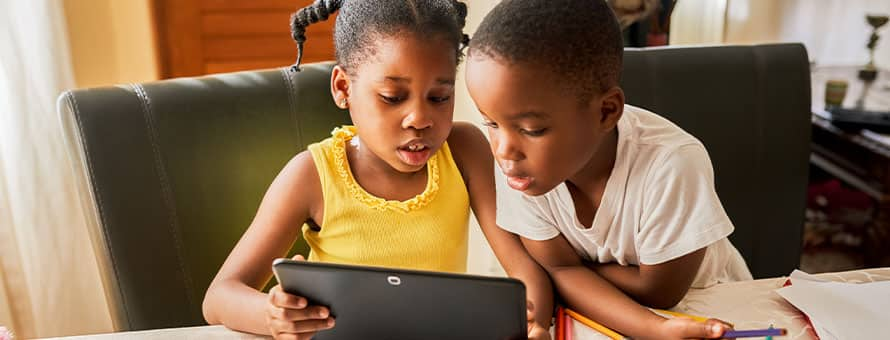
59,63,350,331
620,44,811,280
57,43,810,331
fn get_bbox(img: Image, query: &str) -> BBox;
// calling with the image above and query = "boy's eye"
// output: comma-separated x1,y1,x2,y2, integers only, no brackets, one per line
428,95,451,103
481,120,499,129
520,128,547,137
379,94,405,104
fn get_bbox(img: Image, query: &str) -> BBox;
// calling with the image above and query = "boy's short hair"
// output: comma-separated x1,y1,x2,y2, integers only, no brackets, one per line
469,0,623,101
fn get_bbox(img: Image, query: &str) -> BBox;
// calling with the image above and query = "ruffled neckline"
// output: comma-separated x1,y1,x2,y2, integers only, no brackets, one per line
330,126,440,213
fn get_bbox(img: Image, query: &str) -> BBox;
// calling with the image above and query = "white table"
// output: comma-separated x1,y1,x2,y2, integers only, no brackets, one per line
574,267,890,339
41,268,890,339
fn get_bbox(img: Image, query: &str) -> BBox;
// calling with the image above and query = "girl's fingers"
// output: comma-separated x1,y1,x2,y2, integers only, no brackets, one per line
271,306,330,321
269,285,308,309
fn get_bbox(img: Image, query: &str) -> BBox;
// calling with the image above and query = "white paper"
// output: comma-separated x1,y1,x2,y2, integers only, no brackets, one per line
775,270,890,339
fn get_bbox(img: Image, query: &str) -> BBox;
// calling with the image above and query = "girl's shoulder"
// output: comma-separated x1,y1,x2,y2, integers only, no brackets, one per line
446,122,493,184
284,149,319,179
269,150,323,214
447,122,490,154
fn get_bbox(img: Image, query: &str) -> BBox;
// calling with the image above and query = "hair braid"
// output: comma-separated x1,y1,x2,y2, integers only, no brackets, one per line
452,1,470,51
290,0,343,72
289,0,469,73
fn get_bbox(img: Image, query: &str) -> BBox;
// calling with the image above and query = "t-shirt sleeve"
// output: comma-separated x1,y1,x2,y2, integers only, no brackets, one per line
637,144,734,265
494,167,561,241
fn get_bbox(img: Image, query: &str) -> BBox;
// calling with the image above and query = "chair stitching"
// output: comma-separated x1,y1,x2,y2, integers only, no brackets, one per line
281,68,304,149
133,83,198,319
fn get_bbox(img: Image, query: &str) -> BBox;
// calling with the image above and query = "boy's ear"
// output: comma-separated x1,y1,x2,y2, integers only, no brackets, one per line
331,65,351,109
596,86,625,130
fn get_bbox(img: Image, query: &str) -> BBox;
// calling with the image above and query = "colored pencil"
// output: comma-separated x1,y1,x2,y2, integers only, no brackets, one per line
564,308,573,340
723,328,787,338
563,308,627,340
654,309,710,323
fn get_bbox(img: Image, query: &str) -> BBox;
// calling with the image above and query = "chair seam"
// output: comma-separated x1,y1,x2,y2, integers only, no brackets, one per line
281,68,304,149
132,83,198,320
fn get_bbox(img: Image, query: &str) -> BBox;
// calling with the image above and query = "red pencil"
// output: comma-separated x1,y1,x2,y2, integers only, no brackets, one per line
565,308,574,340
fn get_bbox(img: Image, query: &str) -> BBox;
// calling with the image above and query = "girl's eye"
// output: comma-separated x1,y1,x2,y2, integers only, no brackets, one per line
481,120,498,129
380,94,405,104
520,128,547,137
429,95,451,103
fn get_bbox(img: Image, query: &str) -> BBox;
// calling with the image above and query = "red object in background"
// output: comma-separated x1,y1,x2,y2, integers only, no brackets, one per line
807,179,873,213
807,179,874,210
647,33,668,46
804,178,873,250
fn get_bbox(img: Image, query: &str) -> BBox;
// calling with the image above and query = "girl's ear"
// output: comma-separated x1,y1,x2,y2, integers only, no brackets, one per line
331,65,351,109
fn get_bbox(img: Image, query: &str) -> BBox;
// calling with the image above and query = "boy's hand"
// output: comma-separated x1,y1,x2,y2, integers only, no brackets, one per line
656,317,732,339
265,255,335,340
526,300,551,340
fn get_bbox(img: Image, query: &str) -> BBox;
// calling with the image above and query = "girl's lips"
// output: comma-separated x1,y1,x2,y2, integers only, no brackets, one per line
397,146,432,166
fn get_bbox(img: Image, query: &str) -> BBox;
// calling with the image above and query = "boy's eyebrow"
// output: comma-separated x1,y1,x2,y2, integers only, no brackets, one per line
381,76,455,86
508,111,549,121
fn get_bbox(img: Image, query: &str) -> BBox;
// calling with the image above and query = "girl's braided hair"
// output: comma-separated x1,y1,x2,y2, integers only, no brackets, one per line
290,0,469,72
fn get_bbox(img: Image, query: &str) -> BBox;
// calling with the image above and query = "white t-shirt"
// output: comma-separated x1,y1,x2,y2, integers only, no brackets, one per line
497,105,752,288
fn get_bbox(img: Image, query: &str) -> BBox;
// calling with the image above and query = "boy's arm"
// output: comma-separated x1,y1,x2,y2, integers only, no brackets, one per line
590,144,730,308
520,234,669,339
584,248,706,309
447,122,554,330
524,235,731,340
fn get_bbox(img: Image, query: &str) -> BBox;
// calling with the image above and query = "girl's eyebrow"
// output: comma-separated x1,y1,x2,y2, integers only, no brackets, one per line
379,76,455,86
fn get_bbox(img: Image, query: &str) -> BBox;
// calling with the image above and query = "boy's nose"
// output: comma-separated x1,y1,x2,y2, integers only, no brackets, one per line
493,133,523,162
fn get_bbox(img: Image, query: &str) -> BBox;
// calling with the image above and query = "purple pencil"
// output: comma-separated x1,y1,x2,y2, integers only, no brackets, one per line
723,328,787,338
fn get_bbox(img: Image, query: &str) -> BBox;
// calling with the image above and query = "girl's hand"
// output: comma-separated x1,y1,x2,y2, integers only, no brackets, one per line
528,322,551,340
526,300,552,340
656,316,732,339
265,255,335,340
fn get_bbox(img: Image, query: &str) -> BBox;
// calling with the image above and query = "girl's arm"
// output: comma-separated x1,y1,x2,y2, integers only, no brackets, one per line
202,151,331,335
521,235,729,340
447,122,554,330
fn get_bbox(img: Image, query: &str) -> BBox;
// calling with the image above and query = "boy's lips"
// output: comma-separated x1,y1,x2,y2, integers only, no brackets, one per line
505,174,534,191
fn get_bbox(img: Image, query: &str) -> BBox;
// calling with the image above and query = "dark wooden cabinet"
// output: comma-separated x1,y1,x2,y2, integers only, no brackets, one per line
810,66,890,267
152,0,335,78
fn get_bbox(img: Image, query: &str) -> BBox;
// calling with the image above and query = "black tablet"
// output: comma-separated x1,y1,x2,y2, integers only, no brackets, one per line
272,259,527,340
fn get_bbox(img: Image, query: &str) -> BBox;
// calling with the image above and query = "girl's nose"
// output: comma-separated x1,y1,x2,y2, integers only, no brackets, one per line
402,105,433,131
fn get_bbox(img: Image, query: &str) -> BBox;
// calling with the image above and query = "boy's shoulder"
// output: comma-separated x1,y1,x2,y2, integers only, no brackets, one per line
620,105,712,172
621,104,703,151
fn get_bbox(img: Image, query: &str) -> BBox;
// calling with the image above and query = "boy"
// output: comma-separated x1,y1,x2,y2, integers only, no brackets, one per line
465,0,752,338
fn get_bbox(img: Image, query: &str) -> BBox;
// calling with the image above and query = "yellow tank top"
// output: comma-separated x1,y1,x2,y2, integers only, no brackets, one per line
303,126,469,273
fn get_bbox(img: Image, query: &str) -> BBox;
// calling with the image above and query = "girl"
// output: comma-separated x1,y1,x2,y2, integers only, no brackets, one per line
202,1,551,339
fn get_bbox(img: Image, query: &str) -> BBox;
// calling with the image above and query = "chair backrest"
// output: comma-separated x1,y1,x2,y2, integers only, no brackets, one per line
58,44,811,331
620,43,811,279
59,62,349,331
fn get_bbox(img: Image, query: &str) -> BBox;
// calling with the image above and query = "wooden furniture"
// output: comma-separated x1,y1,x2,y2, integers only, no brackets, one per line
151,0,335,78
810,66,890,267
40,268,890,339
